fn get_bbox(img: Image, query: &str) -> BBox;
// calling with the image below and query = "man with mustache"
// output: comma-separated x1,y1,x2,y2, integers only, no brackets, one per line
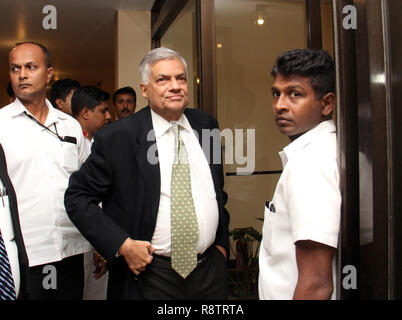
258,49,341,300
0,42,91,299
112,86,136,120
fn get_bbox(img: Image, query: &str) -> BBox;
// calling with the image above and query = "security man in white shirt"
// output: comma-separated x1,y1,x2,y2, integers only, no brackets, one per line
259,49,341,300
0,42,91,299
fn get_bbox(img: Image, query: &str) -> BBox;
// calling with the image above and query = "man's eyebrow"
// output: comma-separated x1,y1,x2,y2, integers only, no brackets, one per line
10,61,35,67
272,85,304,91
287,85,304,90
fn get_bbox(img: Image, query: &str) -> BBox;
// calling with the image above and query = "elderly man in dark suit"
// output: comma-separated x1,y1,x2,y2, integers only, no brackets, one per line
0,144,29,300
65,47,230,300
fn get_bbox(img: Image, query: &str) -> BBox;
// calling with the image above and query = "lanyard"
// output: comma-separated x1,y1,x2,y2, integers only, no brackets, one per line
24,111,77,144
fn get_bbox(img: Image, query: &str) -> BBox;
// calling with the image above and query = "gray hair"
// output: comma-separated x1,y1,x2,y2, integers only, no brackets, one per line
139,47,188,84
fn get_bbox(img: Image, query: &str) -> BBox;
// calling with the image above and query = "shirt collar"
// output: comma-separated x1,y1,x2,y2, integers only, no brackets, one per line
150,108,191,139
280,120,336,165
9,97,67,126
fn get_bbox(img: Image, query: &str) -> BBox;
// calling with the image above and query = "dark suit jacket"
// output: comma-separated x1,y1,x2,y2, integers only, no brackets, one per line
0,144,30,299
65,106,230,299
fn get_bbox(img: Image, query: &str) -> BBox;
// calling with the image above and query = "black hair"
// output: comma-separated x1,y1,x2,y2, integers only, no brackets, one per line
6,82,14,98
13,41,52,68
71,85,110,117
271,48,335,99
49,78,81,108
113,86,136,104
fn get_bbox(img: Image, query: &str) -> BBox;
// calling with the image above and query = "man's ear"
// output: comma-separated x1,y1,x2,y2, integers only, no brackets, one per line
46,67,54,85
140,83,148,99
81,106,90,120
321,92,336,118
55,98,64,110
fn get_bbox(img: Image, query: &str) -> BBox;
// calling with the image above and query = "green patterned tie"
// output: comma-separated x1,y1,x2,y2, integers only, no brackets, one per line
170,123,199,279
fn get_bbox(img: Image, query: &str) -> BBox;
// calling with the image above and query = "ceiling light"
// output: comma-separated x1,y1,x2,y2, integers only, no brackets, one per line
254,4,268,26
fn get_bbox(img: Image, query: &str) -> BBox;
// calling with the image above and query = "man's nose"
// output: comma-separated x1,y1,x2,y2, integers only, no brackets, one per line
169,79,181,90
273,94,289,113
19,67,27,80
105,111,111,121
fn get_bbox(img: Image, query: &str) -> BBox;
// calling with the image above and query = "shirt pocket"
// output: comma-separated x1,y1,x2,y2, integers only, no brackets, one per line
262,203,276,255
62,141,79,173
0,196,15,241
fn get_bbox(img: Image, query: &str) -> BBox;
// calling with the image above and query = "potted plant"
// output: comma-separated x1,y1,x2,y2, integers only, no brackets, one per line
228,219,262,299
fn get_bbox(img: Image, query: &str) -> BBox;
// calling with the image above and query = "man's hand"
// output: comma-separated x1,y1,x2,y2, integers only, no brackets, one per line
118,238,155,275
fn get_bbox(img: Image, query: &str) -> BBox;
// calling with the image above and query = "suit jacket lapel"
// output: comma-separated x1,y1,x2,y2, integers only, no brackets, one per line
132,107,161,216
0,144,30,299
0,146,12,202
0,146,18,229
184,109,220,187
184,109,204,149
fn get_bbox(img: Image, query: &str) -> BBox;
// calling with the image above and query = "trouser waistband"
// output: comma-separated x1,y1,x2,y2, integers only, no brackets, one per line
151,247,213,269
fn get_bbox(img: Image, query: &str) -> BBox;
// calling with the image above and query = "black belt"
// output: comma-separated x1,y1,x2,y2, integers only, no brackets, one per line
151,247,212,269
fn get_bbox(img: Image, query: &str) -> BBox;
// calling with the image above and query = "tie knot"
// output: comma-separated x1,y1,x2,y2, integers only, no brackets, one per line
172,123,187,163
171,122,180,137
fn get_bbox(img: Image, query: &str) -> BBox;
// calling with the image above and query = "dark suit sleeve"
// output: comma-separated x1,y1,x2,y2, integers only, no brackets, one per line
213,188,230,253
64,135,129,262
209,117,230,255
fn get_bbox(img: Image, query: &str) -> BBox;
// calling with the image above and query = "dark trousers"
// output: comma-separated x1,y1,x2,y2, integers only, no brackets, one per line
138,246,228,300
28,254,84,300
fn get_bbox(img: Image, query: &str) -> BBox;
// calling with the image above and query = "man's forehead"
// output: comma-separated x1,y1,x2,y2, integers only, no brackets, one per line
272,74,312,88
116,93,134,99
9,44,45,63
96,101,109,109
151,58,185,72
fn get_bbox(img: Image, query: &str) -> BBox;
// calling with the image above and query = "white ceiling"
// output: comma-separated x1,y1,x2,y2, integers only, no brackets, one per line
0,0,155,105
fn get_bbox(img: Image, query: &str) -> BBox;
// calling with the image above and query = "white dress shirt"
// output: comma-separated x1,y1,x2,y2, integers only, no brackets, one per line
0,178,20,296
0,98,92,267
150,109,219,256
258,120,341,300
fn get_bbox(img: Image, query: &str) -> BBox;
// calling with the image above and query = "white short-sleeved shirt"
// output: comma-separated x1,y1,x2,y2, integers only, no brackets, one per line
258,120,341,300
0,98,92,267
